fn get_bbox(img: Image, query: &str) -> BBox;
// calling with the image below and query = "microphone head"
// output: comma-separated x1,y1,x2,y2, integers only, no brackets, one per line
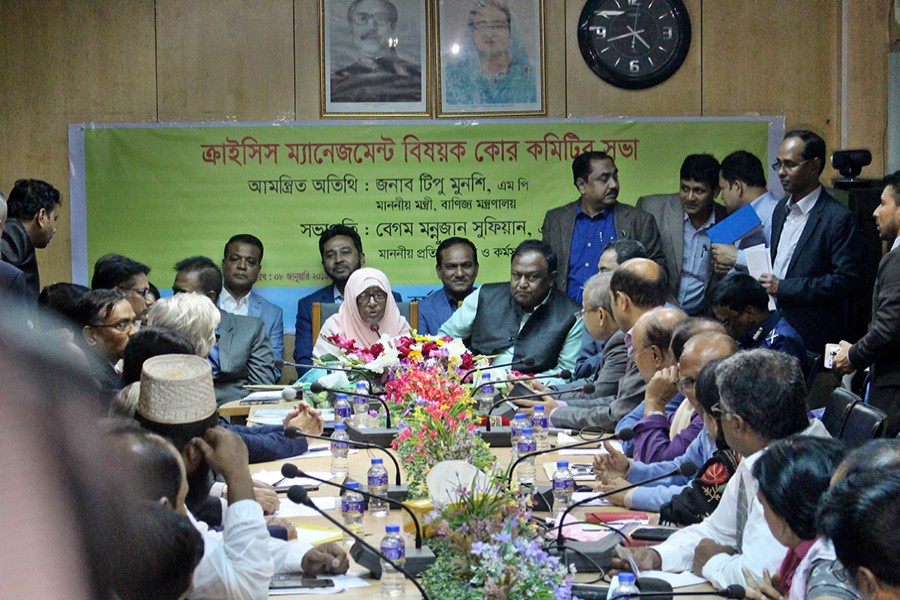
678,461,698,477
724,585,746,599
581,382,596,395
281,386,298,402
520,356,536,367
284,426,302,439
617,427,634,442
287,485,312,506
281,462,300,478
558,369,572,379
275,359,286,370
309,382,325,394
371,324,380,332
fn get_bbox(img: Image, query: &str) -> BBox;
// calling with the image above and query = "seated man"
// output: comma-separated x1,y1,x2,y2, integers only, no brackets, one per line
439,239,583,376
710,272,806,367
73,289,137,404
418,236,479,335
173,256,277,403
294,224,400,374
607,349,830,587
220,234,284,378
91,254,156,327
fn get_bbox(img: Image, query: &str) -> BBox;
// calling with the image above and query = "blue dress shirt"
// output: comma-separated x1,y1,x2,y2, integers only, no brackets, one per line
567,204,617,301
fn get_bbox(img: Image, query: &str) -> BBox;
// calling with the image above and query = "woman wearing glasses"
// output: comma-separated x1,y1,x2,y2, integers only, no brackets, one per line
313,267,410,359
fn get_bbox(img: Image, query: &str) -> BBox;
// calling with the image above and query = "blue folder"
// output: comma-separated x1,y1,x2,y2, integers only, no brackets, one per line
707,203,763,245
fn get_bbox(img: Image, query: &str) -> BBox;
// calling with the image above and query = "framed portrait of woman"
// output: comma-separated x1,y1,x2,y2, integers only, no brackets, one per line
436,0,545,117
320,0,430,116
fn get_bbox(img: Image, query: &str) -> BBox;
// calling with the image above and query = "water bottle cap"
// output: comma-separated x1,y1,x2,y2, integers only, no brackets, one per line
522,427,533,434
336,393,348,400
514,413,526,420
345,481,359,489
481,372,490,380
557,460,569,468
356,382,367,387
618,573,636,583
534,405,544,411
371,458,383,464
385,525,400,533
334,423,346,430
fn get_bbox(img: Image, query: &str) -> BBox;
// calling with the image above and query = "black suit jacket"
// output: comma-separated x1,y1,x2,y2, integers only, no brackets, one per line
848,245,900,435
214,311,276,404
770,188,865,353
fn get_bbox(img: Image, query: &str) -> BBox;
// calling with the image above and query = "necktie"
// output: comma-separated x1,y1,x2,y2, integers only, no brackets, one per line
735,472,748,552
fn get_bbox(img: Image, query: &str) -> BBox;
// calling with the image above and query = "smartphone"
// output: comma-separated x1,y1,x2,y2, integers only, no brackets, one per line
630,526,677,542
269,574,335,590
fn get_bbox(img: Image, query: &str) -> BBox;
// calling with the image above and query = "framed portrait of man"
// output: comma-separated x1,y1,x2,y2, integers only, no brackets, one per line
320,0,430,116
436,0,545,117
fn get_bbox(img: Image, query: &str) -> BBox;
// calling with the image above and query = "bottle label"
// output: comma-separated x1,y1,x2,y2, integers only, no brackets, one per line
342,497,364,513
482,385,495,394
354,396,367,406
335,406,352,420
517,439,536,453
331,440,349,451
533,415,548,429
368,473,388,488
553,478,575,492
382,545,405,561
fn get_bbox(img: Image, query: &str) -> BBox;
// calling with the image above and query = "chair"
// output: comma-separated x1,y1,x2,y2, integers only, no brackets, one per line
311,301,419,345
839,402,887,447
821,387,859,438
803,351,822,392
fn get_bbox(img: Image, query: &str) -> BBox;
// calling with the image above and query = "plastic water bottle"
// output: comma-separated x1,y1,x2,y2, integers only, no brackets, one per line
552,460,575,519
473,373,495,416
334,393,352,424
533,404,549,451
367,458,390,516
510,412,528,463
330,423,350,478
380,524,406,597
614,572,640,600
353,382,369,427
517,427,537,490
341,481,365,541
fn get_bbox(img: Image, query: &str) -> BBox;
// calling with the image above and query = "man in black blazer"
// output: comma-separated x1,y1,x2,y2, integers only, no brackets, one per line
834,173,900,435
760,130,865,354
542,151,663,302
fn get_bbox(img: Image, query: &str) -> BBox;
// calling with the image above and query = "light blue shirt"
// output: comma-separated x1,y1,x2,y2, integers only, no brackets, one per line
677,211,717,315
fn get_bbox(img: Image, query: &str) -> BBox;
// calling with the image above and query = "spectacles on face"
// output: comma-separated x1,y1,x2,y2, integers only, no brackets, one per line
575,306,601,320
91,318,138,332
771,159,811,173
123,287,153,299
676,376,696,392
351,11,391,26
709,400,735,420
356,291,388,305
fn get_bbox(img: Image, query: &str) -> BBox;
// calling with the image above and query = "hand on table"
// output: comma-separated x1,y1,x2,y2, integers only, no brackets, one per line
609,546,661,572
285,401,325,436
302,542,350,576
742,567,784,600
513,396,558,415
266,516,298,540
595,476,630,506
593,440,630,481
692,538,735,576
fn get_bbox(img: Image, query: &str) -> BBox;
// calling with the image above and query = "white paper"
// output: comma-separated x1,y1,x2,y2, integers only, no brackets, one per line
243,390,289,402
571,491,611,506
275,496,337,517
743,244,777,310
638,570,706,588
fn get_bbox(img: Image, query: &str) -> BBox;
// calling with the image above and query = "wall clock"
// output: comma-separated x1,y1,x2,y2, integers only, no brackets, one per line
578,0,692,90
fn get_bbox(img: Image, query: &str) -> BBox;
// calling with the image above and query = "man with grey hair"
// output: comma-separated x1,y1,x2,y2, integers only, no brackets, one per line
330,0,422,103
0,193,27,306
609,349,829,587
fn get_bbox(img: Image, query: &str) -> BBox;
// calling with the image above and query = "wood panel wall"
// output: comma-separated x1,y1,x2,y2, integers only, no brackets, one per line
0,0,891,286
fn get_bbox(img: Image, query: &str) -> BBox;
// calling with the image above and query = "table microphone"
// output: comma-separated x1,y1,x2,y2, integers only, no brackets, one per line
486,382,596,432
470,370,573,395
283,429,403,489
281,464,435,574
460,355,536,382
609,586,746,600
286,486,431,599
309,382,393,429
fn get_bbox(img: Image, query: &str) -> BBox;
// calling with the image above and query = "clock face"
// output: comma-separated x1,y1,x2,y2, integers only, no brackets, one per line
578,0,692,90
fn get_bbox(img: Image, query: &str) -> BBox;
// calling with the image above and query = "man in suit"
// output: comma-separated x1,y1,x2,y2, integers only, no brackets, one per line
637,154,727,316
0,195,27,307
293,224,399,374
834,172,900,436
91,254,156,326
73,289,137,404
542,150,664,302
417,236,479,335
219,234,284,378
174,256,276,404
759,129,865,354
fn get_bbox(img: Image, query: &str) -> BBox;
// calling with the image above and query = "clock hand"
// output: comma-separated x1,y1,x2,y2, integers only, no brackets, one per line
606,28,645,43
596,10,625,17
627,25,652,49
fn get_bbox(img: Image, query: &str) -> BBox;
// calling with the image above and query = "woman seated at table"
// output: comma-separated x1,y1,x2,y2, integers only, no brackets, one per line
743,436,855,600
313,267,410,358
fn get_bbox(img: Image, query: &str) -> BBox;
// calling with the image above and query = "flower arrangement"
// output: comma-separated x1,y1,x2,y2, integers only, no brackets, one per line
318,333,478,379
389,365,495,498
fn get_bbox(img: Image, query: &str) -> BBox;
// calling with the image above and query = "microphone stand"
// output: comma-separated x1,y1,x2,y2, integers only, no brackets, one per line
286,486,431,599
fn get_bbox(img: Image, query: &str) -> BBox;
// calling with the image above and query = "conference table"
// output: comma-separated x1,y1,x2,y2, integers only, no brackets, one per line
247,432,717,599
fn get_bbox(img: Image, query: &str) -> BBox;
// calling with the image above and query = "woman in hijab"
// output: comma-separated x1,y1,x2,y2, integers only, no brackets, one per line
313,267,410,357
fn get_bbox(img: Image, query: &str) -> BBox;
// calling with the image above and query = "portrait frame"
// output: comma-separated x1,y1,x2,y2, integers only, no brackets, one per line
435,0,546,117
320,0,431,117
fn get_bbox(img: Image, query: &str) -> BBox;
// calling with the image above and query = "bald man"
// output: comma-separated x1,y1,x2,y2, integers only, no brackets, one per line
516,258,669,431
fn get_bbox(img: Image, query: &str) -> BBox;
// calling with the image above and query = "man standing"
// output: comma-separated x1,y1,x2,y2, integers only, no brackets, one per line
293,224,399,374
418,237,479,335
220,234,284,377
710,150,781,274
174,256,276,404
330,0,422,103
439,240,583,375
0,195,27,306
761,129,864,353
1,178,61,302
542,151,663,302
638,154,727,315
834,172,900,436
91,254,156,326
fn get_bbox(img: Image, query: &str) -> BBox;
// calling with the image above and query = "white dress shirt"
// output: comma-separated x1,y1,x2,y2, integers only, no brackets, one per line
219,287,251,316
772,186,822,279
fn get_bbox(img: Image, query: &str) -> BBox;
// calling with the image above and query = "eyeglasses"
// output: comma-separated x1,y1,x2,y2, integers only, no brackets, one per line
351,11,392,26
575,306,601,319
676,376,696,392
709,401,734,420
771,159,811,173
123,287,153,299
356,291,388,304
91,318,138,332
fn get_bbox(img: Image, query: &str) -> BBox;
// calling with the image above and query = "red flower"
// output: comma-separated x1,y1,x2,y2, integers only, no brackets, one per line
421,341,439,356
368,342,384,357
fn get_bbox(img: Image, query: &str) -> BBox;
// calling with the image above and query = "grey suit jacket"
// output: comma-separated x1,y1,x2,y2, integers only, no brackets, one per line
214,311,276,404
542,200,665,292
554,329,628,399
636,194,727,312
550,349,646,432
